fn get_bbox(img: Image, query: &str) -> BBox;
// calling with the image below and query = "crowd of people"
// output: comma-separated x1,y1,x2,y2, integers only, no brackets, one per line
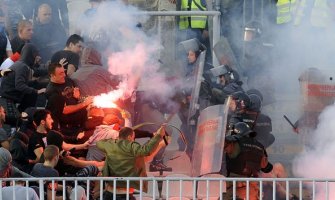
0,0,171,199
0,0,328,199
0,30,171,198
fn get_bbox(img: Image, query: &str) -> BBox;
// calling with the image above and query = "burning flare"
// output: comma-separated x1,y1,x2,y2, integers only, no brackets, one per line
92,81,132,108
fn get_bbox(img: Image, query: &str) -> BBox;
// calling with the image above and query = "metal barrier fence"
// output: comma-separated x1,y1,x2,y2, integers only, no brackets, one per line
145,10,221,66
1,176,334,200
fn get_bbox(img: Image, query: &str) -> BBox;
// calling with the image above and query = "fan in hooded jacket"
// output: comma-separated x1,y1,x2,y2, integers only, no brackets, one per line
0,43,46,112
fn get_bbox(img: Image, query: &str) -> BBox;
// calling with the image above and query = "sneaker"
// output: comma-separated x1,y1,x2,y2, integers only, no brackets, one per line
149,162,172,172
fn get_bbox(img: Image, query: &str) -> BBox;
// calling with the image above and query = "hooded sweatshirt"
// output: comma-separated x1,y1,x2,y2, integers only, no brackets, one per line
70,47,119,96
0,44,39,102
0,147,12,173
0,147,31,179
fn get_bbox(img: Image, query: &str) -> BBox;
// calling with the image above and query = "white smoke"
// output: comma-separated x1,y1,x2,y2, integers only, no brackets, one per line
292,103,335,199
225,2,335,198
77,0,183,109
273,14,335,197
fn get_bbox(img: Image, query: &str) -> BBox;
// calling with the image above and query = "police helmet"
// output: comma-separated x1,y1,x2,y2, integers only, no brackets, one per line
232,91,251,111
248,94,262,112
210,65,230,77
244,21,262,41
210,65,239,84
246,89,263,102
298,67,325,83
245,21,262,34
232,122,255,137
228,70,240,83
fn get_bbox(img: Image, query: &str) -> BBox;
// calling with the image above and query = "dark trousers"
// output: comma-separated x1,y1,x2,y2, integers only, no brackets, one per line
18,93,38,112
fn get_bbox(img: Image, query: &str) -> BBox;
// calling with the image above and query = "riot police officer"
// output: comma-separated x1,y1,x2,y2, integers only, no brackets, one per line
210,64,243,105
228,90,275,148
223,122,273,199
227,91,253,129
248,91,275,148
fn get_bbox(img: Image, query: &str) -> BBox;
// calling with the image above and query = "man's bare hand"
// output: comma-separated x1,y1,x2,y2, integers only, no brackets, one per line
77,131,85,140
293,127,299,134
0,69,12,77
163,135,171,145
37,88,46,94
84,96,94,106
82,141,89,149
59,58,68,67
60,150,71,158
155,123,167,137
120,109,131,119
34,56,41,65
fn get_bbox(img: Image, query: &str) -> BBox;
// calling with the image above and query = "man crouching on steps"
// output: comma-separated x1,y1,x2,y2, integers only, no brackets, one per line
97,124,167,199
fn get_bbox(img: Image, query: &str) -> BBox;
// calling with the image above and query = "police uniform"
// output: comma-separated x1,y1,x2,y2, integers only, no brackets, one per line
176,0,208,44
226,136,266,177
224,135,271,200
210,65,244,105
228,112,274,147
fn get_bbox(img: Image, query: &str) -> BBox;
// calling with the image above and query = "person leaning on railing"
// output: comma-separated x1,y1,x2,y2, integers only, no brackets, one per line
97,124,167,199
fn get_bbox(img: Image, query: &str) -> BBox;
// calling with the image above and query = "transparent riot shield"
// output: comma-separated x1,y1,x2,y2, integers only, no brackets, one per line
176,39,206,59
191,101,230,177
188,51,206,124
176,38,207,75
213,37,242,73
176,39,207,125
297,68,335,145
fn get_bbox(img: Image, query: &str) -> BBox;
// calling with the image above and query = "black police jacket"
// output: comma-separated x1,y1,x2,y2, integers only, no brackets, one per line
226,137,265,177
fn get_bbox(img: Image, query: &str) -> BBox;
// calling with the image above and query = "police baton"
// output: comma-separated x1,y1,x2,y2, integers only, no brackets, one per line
283,115,299,134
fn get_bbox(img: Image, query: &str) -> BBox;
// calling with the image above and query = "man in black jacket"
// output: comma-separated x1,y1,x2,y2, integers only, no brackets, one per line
31,3,66,63
32,0,69,33
45,63,92,136
0,43,46,112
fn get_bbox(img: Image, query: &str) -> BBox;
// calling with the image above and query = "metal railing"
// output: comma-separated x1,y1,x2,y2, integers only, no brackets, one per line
1,176,334,200
142,10,221,66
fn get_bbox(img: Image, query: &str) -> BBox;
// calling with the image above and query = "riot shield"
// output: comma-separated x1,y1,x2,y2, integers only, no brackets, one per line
191,102,230,177
176,39,206,56
187,51,207,124
176,39,207,125
213,37,242,74
297,68,335,144
176,38,207,75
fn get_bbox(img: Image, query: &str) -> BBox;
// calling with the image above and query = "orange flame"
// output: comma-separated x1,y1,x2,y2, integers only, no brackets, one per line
93,89,124,108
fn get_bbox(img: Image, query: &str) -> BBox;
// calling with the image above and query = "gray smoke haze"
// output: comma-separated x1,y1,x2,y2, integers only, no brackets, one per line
264,2,335,199
221,1,335,194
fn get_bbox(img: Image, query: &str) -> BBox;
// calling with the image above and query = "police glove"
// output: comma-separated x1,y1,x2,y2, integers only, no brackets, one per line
225,134,239,142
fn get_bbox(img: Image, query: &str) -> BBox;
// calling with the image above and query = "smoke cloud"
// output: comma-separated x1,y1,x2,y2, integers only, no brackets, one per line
256,3,335,198
77,0,183,109
72,1,335,191
292,103,335,199
222,2,335,197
